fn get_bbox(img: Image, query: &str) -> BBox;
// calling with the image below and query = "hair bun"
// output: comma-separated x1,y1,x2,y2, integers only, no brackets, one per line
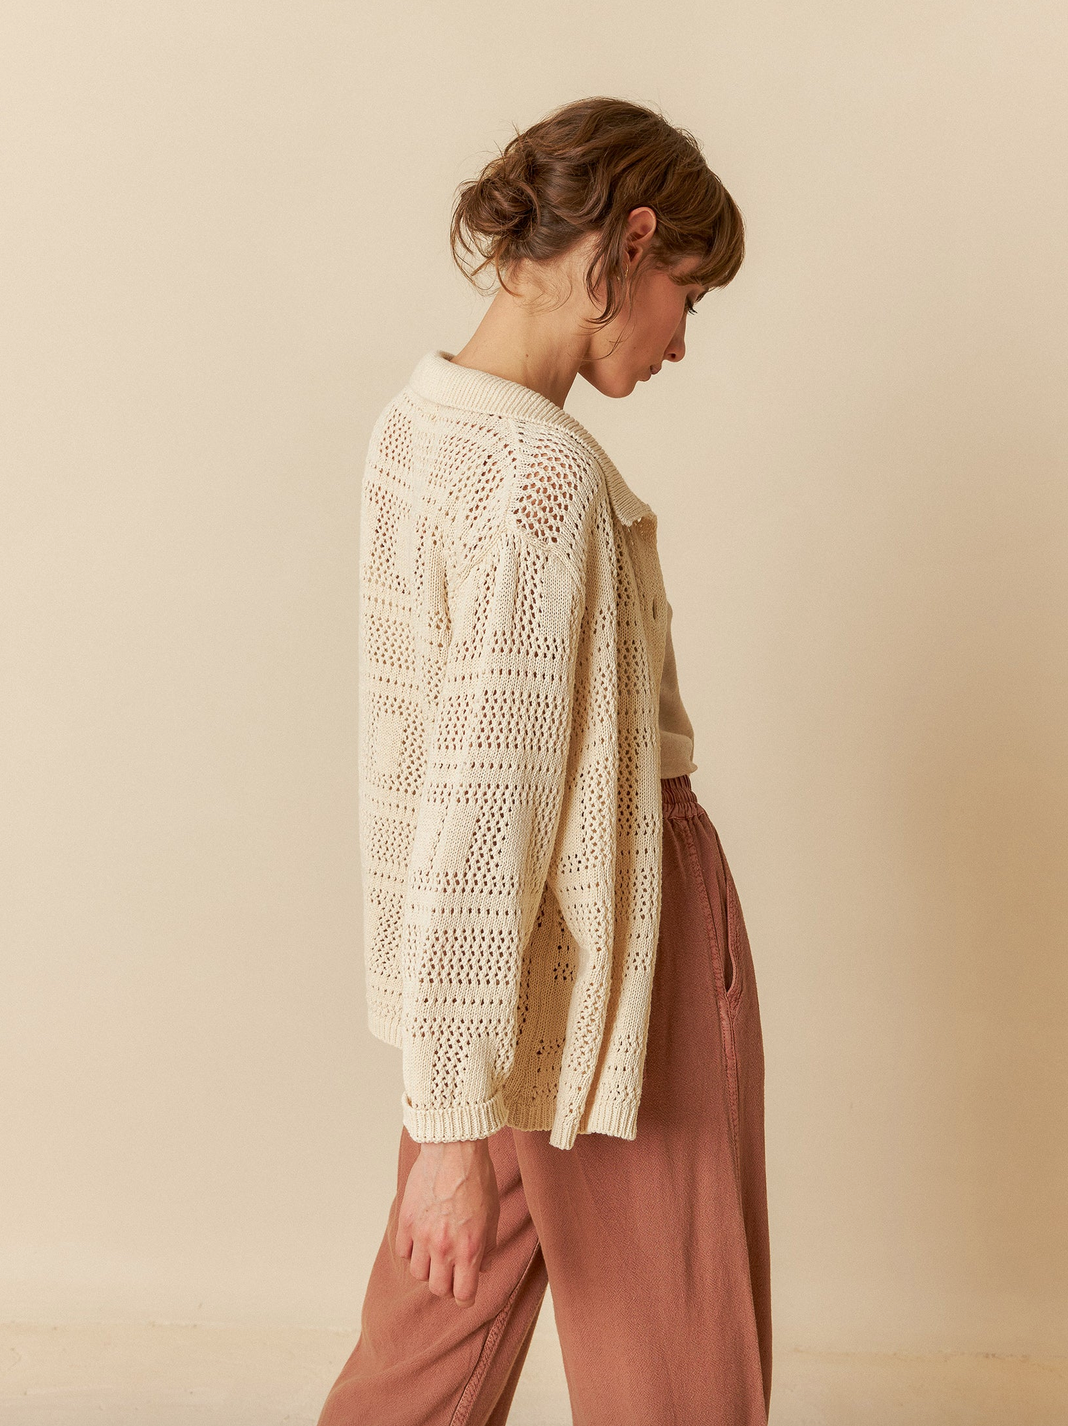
449,96,745,319
479,152,539,237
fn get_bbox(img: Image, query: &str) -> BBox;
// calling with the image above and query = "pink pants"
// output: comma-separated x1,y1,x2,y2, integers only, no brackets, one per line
318,774,772,1425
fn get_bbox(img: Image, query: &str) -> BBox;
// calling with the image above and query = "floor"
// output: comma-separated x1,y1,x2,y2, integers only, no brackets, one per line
2,1313,1065,1424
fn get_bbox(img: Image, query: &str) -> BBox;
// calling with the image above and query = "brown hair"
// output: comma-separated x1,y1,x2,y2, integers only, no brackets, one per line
450,96,745,328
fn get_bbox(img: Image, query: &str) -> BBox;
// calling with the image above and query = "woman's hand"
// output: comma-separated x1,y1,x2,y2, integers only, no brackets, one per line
396,1137,500,1306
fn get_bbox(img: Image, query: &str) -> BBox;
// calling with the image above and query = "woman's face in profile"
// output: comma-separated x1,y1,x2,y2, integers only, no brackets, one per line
579,252,707,399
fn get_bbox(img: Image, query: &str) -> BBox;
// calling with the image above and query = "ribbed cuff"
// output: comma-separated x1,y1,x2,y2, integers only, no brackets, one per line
401,1089,509,1143
547,1093,641,1150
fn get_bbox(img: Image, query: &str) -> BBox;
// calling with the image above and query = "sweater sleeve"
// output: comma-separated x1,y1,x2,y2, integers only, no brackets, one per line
397,506,590,1142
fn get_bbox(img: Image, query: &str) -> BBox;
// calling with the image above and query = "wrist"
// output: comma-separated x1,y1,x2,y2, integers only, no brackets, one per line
418,1136,491,1157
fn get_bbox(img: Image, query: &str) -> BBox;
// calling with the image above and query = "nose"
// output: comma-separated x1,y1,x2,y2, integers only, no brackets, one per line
664,325,686,364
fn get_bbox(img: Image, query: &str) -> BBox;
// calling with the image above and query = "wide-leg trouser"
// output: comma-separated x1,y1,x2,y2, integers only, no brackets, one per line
317,773,772,1425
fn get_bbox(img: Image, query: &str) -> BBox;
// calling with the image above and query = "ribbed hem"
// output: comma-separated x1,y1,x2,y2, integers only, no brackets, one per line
402,1089,509,1143
572,1095,640,1146
661,772,702,818
369,1011,643,1149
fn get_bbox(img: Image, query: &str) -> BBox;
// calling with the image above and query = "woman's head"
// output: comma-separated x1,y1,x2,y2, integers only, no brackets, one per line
450,96,744,397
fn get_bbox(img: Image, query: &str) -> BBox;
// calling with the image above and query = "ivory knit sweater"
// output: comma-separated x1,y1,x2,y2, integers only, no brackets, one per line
359,349,688,1149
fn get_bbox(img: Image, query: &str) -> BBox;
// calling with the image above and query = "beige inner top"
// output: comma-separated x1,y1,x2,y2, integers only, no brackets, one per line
659,597,697,779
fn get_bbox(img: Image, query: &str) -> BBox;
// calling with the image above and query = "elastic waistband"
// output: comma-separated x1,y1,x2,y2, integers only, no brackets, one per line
661,773,701,819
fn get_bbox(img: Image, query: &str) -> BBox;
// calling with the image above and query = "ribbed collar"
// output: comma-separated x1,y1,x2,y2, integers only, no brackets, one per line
406,350,656,528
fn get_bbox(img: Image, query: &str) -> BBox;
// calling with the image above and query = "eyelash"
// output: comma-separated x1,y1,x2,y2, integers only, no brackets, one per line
685,297,700,316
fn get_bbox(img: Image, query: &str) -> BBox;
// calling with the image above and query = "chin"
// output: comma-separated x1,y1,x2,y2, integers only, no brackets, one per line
580,367,640,399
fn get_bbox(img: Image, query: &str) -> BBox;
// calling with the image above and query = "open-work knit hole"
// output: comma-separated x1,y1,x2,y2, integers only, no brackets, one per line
510,430,592,546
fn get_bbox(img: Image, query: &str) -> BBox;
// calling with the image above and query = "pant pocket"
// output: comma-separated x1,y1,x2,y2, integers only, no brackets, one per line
677,816,743,1180
705,821,748,1017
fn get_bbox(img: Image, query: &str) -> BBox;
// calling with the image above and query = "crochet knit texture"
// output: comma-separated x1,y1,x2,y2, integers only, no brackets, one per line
359,351,670,1150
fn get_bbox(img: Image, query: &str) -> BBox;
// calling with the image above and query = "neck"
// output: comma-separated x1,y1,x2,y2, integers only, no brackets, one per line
449,287,593,409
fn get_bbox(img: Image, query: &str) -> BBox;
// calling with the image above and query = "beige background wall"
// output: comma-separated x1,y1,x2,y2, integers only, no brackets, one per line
2,0,1065,1361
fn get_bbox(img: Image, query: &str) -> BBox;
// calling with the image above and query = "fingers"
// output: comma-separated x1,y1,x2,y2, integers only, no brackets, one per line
427,1252,457,1301
394,1221,414,1264
403,1232,483,1306
452,1252,482,1306
407,1240,432,1284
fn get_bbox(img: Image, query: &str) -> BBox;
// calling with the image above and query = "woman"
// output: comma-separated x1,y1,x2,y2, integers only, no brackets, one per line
318,96,772,1425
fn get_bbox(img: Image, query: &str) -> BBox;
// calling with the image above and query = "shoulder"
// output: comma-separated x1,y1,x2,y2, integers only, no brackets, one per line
507,419,607,568
371,390,609,577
